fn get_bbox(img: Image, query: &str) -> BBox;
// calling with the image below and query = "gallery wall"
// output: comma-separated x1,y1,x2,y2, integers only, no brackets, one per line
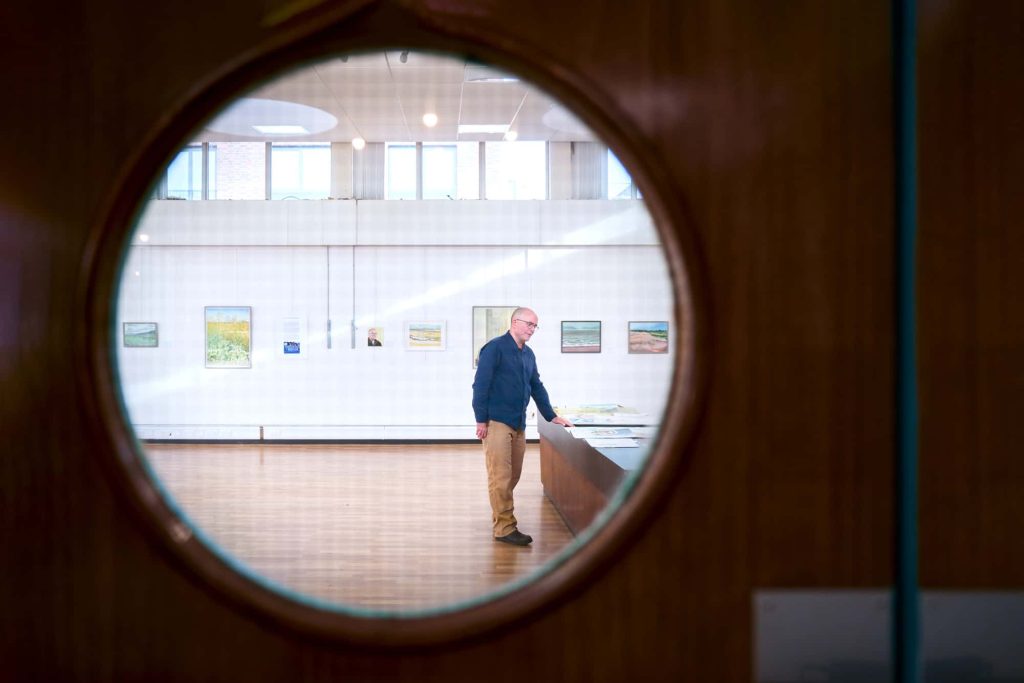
117,198,675,439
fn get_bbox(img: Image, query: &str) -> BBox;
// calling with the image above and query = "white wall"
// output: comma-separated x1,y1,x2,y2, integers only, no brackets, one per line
118,199,675,440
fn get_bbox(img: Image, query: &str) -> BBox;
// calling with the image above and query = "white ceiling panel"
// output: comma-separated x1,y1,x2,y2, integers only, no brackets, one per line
197,51,597,144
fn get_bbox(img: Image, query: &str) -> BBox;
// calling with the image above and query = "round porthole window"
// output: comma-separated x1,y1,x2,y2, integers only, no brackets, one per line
84,16,702,646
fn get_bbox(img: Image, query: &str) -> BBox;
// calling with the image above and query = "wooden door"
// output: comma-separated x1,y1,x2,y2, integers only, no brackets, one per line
5,0,1012,680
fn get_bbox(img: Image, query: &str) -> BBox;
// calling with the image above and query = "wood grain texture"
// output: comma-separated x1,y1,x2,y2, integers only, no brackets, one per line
917,0,1024,587
145,443,575,611
0,0,906,680
539,437,609,535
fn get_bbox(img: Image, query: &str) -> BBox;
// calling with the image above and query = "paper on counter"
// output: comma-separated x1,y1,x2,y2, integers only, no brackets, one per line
585,437,639,448
570,427,639,439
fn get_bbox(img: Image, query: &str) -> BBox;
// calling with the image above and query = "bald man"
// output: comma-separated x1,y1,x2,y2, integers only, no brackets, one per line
472,307,573,546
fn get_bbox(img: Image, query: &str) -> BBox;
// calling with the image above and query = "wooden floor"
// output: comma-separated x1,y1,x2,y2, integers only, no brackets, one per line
144,443,576,612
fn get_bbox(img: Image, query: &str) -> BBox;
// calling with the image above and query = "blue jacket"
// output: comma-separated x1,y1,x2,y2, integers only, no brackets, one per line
472,332,557,431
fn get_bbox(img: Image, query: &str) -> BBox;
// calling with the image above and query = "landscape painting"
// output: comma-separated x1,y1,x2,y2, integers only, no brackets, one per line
628,321,669,354
405,321,446,351
473,306,516,367
561,321,601,353
123,322,158,348
205,306,252,368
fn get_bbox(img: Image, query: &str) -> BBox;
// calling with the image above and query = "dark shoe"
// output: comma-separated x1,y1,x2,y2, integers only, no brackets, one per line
495,530,532,546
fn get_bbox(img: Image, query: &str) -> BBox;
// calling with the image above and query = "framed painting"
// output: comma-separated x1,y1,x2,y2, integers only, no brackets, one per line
472,306,516,367
405,321,446,351
628,321,669,354
366,326,384,347
561,321,601,353
205,306,252,368
123,322,158,348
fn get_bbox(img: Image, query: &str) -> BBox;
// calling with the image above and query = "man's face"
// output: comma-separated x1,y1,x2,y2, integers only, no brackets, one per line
368,328,378,340
513,313,539,344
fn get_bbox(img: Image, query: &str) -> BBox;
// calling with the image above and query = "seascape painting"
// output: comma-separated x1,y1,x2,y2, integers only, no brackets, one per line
405,321,446,351
205,306,252,368
123,322,158,348
628,321,669,354
561,321,601,353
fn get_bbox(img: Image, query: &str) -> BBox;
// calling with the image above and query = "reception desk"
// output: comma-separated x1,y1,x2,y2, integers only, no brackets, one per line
538,419,651,535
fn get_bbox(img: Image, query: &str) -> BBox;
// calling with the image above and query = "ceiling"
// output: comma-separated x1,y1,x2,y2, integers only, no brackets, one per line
196,50,599,145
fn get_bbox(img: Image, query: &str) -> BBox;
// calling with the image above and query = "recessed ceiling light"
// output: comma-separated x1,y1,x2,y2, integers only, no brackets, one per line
503,130,519,141
458,124,509,134
252,124,309,134
422,112,438,127
352,137,366,150
138,234,150,243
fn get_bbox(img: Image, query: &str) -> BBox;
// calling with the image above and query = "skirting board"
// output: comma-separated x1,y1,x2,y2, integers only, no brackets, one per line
132,425,540,441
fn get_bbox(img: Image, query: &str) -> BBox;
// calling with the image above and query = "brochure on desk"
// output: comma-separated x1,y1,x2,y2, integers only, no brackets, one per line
555,403,651,426
584,437,640,448
567,426,655,449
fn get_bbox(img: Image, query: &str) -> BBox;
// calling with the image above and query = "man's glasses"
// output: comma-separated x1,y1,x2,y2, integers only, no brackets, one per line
514,319,539,330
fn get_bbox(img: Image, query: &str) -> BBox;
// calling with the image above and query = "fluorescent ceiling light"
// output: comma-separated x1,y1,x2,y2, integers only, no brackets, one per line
252,124,309,134
458,124,509,134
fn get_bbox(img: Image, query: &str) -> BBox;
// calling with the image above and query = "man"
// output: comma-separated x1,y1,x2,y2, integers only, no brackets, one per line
367,327,382,346
472,307,573,546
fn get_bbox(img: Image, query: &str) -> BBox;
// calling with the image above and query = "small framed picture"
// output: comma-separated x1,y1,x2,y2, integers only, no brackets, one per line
123,322,158,348
366,326,384,347
405,321,446,351
561,321,601,353
628,321,669,354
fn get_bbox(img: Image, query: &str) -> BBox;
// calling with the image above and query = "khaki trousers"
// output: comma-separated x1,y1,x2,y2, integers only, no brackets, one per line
483,420,526,538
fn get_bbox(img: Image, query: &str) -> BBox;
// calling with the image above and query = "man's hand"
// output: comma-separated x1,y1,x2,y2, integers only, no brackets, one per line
476,422,489,440
552,416,574,428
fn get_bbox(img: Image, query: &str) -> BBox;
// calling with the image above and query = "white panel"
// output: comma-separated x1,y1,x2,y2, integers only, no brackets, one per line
284,201,323,244
523,245,675,420
118,246,333,426
321,200,358,244
133,200,359,246
355,200,541,245
118,201,677,440
539,200,659,246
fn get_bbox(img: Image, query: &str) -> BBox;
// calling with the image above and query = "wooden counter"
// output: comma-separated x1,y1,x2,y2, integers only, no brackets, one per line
538,419,650,535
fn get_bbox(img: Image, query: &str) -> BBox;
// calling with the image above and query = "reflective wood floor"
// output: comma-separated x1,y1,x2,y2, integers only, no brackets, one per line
144,443,575,612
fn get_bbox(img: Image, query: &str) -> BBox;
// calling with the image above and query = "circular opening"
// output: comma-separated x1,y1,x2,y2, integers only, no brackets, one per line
82,14,703,647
